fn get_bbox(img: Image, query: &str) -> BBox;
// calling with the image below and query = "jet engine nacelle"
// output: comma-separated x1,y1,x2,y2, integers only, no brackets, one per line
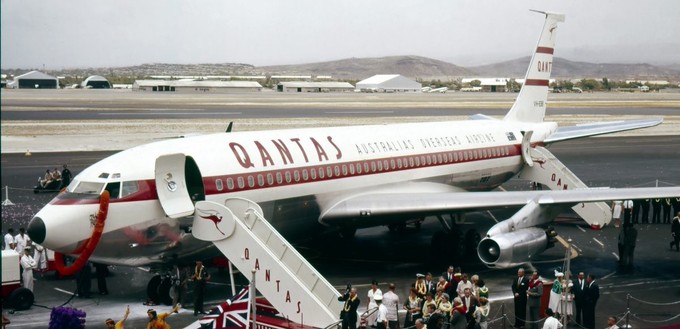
477,227,551,268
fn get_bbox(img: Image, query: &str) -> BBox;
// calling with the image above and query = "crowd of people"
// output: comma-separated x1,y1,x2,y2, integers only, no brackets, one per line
354,267,491,329
613,198,680,225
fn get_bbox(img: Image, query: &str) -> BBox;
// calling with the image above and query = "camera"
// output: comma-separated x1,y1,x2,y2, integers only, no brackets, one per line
345,283,352,293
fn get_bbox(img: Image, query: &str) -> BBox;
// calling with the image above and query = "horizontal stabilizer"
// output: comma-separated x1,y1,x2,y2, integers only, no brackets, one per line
544,118,663,143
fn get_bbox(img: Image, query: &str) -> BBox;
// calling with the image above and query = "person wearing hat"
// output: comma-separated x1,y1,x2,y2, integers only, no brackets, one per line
20,247,37,292
147,303,180,329
338,287,361,329
375,293,388,329
191,260,210,316
542,308,562,329
367,281,382,328
105,305,129,329
415,274,427,298
548,271,563,314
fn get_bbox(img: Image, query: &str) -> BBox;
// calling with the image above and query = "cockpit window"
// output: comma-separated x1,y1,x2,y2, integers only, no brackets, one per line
104,182,121,199
121,181,139,198
98,173,110,179
72,181,105,194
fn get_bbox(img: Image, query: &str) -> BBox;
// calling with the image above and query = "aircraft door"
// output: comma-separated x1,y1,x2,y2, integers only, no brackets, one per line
155,154,196,219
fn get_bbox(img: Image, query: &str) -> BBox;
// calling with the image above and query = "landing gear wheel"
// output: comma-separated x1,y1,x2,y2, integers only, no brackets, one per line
147,275,161,305
339,227,356,239
463,229,481,261
157,277,174,306
8,287,34,311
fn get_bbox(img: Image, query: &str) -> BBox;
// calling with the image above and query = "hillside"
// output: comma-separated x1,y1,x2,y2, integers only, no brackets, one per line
258,55,474,80
471,57,680,80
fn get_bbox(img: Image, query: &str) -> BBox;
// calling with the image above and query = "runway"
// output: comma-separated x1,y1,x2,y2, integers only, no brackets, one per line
1,90,679,328
2,136,679,328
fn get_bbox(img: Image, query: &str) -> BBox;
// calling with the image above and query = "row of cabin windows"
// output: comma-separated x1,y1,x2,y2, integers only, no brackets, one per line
214,146,513,192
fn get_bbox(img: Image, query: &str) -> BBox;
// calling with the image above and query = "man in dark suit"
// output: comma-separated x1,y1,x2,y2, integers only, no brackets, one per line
338,287,361,329
572,272,586,325
511,268,530,328
641,199,651,223
442,265,455,283
462,288,478,329
583,274,600,329
425,272,436,296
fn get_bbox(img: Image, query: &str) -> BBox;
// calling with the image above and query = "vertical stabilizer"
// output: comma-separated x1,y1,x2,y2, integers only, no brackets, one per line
504,11,565,123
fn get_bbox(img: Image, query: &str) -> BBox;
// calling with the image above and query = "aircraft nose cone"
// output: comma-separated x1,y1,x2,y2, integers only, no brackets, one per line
28,216,46,244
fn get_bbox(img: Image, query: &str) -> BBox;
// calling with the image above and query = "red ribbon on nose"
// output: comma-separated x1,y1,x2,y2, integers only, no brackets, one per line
54,190,110,277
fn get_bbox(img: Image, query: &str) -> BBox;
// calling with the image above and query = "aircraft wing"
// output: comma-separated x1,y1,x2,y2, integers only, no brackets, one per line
544,118,663,144
319,186,680,226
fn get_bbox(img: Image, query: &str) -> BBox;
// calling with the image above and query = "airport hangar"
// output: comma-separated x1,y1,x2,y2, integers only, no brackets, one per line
6,71,59,89
276,81,355,92
81,75,112,89
356,74,422,92
132,80,263,93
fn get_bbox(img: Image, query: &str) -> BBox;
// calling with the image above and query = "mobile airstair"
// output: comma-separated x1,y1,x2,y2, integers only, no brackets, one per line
191,198,342,328
518,146,612,227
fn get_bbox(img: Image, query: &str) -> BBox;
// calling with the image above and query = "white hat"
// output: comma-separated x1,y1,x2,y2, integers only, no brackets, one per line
556,272,564,277
374,292,383,301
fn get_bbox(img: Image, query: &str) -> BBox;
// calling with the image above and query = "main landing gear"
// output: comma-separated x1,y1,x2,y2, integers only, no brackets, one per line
147,273,175,306
430,213,480,265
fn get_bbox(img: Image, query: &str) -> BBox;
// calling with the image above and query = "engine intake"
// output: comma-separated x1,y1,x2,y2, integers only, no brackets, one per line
477,227,550,268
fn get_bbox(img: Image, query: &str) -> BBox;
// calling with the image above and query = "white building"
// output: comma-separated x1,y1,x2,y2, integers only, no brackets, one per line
277,81,354,93
356,75,421,93
132,80,262,93
81,75,112,89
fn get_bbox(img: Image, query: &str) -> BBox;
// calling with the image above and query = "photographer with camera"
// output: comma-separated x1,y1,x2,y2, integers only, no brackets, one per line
338,284,361,329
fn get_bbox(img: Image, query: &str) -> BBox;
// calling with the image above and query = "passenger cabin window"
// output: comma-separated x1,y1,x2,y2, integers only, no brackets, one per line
104,182,121,199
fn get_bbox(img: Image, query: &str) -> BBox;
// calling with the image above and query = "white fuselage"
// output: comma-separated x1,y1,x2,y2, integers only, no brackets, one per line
32,119,557,267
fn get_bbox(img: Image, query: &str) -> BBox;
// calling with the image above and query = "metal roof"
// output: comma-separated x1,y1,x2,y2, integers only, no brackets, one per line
14,71,58,80
279,81,354,88
357,74,400,85
133,80,262,88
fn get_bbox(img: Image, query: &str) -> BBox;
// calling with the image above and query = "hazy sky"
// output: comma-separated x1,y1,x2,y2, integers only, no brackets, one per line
2,0,679,70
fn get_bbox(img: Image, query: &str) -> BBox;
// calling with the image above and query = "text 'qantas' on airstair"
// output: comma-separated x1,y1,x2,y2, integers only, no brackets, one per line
191,198,342,328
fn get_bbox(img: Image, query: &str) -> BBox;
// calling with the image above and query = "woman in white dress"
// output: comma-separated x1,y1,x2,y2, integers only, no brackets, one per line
548,272,563,313
367,280,382,327
560,282,574,323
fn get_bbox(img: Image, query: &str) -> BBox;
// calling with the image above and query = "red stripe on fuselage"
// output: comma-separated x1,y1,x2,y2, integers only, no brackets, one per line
524,79,550,86
49,144,522,205
536,47,554,54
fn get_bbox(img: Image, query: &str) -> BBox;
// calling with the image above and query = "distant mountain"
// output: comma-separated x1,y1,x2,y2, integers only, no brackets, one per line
258,55,474,80
471,57,680,80
4,56,679,81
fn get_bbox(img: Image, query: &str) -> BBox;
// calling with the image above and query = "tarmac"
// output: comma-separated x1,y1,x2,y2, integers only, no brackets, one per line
1,90,679,328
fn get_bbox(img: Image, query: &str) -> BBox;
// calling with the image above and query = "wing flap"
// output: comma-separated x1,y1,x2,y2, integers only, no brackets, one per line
319,186,680,226
544,118,662,143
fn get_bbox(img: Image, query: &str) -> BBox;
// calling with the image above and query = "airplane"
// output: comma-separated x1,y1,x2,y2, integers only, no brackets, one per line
27,11,679,303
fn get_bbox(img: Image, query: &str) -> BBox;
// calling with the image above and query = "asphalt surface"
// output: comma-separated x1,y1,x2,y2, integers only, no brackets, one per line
2,136,679,329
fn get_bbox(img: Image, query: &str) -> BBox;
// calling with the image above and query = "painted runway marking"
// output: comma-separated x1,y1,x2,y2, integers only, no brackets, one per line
601,271,617,280
487,210,499,223
576,225,586,233
611,252,619,261
54,287,75,295
325,111,395,114
592,237,605,247
99,112,243,115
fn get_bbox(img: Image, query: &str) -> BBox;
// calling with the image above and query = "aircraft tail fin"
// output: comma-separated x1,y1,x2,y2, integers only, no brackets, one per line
504,11,565,123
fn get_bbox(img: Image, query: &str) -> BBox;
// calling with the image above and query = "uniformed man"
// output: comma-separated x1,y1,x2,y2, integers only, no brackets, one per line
632,199,642,224
651,198,662,224
191,260,210,316
622,200,633,226
339,286,361,329
641,199,651,224
662,198,673,224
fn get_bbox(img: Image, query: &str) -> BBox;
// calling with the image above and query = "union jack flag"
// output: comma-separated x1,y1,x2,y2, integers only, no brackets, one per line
199,287,251,329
